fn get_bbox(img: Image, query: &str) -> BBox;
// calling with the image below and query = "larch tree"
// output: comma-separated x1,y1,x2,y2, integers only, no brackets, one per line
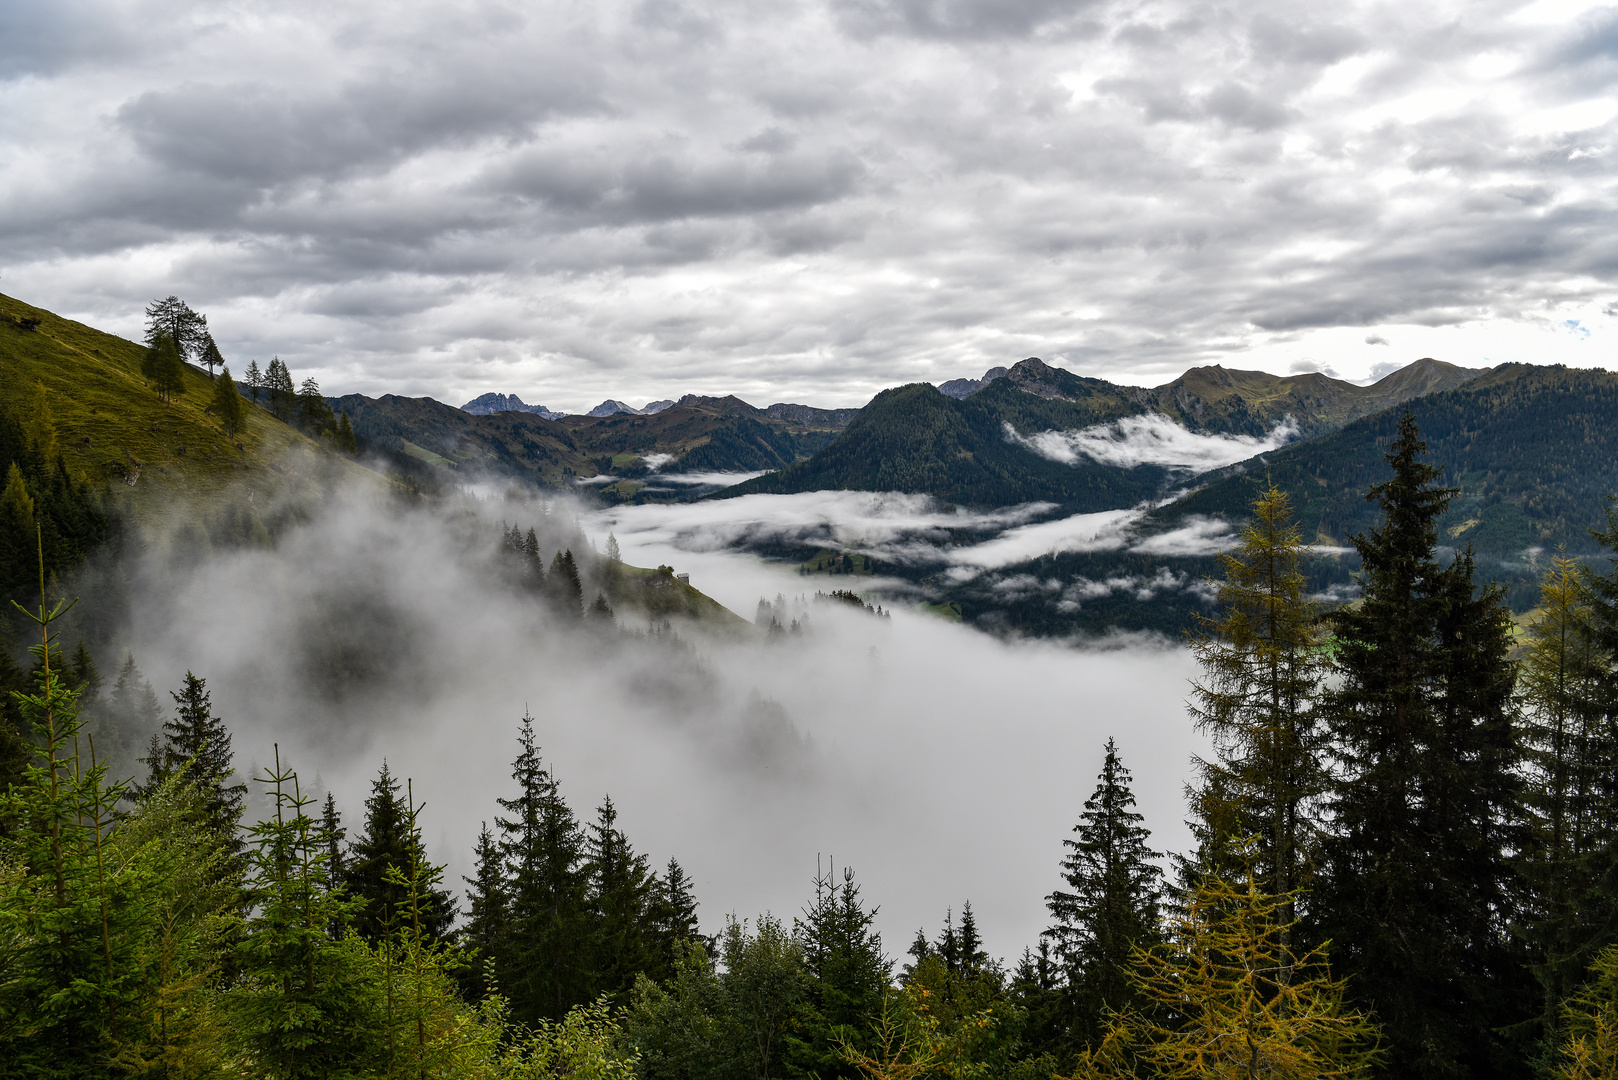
1187,482,1324,917
1045,737,1163,1050
143,296,208,361
210,365,245,437
1311,412,1530,1080
140,333,188,403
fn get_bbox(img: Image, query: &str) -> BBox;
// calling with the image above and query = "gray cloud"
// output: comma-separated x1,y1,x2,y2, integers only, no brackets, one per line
1,0,1615,406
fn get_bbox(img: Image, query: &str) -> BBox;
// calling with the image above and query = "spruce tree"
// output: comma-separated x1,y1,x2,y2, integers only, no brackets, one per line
1045,737,1162,1050
244,359,263,402
550,550,584,618
461,821,508,997
142,672,245,854
1187,483,1324,911
1312,412,1529,1079
495,712,592,1021
343,761,454,943
649,857,706,975
587,795,657,999
798,861,890,1077
107,654,162,754
319,792,346,884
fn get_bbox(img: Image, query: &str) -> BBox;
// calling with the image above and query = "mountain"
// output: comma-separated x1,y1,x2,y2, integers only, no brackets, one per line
460,393,563,419
1151,362,1618,555
333,390,856,497
938,365,1008,399
585,398,678,417
723,380,1168,510
723,356,1479,509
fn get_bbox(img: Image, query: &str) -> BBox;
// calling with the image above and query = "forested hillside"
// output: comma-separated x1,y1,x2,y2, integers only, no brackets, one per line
1159,363,1618,554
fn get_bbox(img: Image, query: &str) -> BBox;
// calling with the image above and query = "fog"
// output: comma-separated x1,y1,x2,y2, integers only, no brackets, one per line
1004,415,1299,473
114,480,1208,964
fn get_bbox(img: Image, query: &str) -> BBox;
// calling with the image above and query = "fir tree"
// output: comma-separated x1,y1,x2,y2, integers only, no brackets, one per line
550,550,584,618
798,860,891,1078
587,795,657,999
1187,483,1324,912
1312,412,1529,1079
142,672,246,855
343,761,454,943
1045,737,1162,1050
495,712,592,1021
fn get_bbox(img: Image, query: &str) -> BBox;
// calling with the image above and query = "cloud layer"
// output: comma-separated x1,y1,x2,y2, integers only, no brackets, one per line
1005,415,1299,472
4,0,1617,406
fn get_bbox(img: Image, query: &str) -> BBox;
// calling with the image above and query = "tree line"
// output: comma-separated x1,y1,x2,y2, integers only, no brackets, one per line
4,412,1618,1079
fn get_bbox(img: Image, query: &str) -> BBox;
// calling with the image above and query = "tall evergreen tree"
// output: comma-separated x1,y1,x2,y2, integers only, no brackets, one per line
1311,412,1529,1080
550,550,584,618
587,795,657,999
264,357,296,421
343,761,454,943
106,654,162,767
1519,553,1618,1059
244,359,263,402
296,377,334,436
649,857,706,975
495,712,592,1022
1187,483,1324,911
141,672,246,854
197,331,224,378
798,861,890,1078
1045,737,1162,1050
140,333,188,403
461,820,508,998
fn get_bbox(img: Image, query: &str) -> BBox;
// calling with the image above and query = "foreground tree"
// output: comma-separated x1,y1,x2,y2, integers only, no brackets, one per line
1075,842,1383,1080
1311,412,1529,1079
1187,482,1324,908
343,760,455,944
1045,738,1162,1051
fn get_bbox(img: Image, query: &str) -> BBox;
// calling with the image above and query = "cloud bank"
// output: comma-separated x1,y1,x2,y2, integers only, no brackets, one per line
1006,415,1299,473
3,0,1616,406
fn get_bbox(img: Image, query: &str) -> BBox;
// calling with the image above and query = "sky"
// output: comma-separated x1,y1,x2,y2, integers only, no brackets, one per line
3,0,1616,411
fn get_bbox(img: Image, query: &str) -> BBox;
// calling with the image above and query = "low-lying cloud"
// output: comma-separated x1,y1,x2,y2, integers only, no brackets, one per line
92,481,1206,958
1005,415,1299,473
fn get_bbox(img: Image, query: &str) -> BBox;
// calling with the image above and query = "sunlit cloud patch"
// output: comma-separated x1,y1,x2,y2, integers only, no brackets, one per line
1004,416,1299,473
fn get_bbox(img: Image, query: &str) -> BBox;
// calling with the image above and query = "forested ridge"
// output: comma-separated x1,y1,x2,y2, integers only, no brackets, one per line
7,414,1618,1080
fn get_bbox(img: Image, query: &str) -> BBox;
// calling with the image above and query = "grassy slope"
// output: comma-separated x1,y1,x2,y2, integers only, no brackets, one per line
0,292,382,528
1157,363,1618,553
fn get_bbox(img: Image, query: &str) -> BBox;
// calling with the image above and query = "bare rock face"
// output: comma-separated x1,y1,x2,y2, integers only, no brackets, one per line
460,393,562,419
937,365,1010,399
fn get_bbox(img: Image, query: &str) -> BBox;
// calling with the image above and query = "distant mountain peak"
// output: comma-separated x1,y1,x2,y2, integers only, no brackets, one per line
461,393,563,419
587,398,681,417
937,365,1010,400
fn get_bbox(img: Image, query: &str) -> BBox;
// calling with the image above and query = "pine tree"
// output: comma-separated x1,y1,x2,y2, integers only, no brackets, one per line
211,365,245,436
343,761,454,943
1045,737,1162,1049
1187,483,1324,909
1311,412,1529,1079
495,712,592,1022
586,795,657,1000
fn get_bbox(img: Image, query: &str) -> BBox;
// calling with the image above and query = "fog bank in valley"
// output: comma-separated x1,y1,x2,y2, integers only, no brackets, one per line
114,482,1206,961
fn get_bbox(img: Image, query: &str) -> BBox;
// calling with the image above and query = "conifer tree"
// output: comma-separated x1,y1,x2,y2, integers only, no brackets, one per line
1520,553,1618,1055
211,365,244,436
106,654,162,770
1312,412,1529,1079
244,359,263,402
265,357,296,421
140,673,246,855
1188,483,1323,909
550,550,584,618
140,333,188,403
798,861,891,1077
1045,737,1162,1049
319,792,346,884
587,795,657,999
335,412,357,453
495,712,592,1021
343,761,454,943
197,331,224,379
649,857,706,975
143,296,208,361
461,821,509,996
296,377,334,435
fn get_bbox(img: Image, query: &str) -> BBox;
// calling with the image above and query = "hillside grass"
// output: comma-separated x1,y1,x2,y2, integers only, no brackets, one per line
0,291,384,530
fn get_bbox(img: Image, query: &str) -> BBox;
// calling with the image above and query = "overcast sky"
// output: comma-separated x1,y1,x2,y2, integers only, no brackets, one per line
3,0,1615,410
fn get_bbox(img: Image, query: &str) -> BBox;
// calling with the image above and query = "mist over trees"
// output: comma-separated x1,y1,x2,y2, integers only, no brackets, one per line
6,412,1618,1080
